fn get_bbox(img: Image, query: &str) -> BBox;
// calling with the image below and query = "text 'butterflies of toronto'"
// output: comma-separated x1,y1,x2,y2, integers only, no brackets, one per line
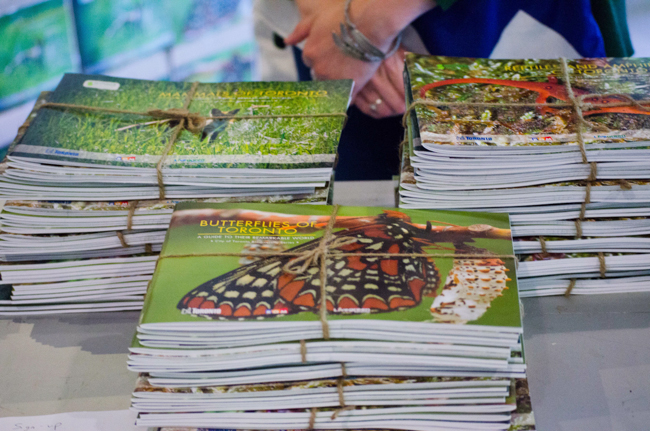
176,209,512,320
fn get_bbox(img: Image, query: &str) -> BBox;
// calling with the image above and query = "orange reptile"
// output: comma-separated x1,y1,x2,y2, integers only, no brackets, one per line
418,76,650,116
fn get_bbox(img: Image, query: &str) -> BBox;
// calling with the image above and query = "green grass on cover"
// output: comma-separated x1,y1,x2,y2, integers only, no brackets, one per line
24,78,349,168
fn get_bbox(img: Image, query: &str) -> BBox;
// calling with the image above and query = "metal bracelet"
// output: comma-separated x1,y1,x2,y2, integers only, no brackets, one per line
332,0,403,62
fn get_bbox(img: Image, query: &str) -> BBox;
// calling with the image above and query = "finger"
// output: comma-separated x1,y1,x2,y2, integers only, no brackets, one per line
353,90,377,119
302,54,314,70
384,55,407,99
284,18,312,45
356,86,392,119
364,77,405,116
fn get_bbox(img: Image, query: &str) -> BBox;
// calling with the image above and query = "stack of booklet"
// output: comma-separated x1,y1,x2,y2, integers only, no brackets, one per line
0,75,352,315
400,54,650,297
0,73,352,202
0,198,318,315
0,256,155,315
128,202,535,430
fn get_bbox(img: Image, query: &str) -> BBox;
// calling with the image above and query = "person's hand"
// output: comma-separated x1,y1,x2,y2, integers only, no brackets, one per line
285,0,384,96
285,0,434,97
354,49,406,119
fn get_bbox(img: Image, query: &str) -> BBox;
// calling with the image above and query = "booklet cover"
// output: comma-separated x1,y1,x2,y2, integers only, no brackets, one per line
139,203,520,329
405,54,650,145
12,74,352,169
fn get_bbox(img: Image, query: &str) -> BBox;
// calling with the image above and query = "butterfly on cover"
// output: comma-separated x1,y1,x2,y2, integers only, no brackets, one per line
177,210,510,320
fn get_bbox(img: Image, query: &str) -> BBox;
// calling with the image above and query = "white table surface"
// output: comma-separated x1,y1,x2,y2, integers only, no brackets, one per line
1,181,649,431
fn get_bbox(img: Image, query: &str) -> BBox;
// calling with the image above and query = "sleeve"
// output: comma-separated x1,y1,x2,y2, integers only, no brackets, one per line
590,0,634,57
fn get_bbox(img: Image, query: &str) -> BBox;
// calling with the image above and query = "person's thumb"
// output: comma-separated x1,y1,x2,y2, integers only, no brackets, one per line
284,18,312,45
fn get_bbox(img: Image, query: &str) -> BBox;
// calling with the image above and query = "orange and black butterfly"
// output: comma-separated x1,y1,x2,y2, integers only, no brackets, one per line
177,211,508,319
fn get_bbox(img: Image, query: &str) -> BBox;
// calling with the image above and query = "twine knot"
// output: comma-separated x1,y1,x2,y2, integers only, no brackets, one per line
146,108,207,134
283,236,358,275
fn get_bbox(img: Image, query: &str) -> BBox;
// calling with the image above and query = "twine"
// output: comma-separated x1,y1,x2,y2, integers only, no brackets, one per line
574,219,583,238
619,179,633,190
598,252,607,278
282,205,356,340
155,82,200,199
17,120,31,136
160,251,518,260
306,363,355,426
308,407,318,430
331,363,354,419
559,58,590,164
118,200,157,251
116,231,128,248
564,279,577,297
538,236,548,256
403,98,650,111
578,182,592,224
300,339,308,363
563,53,596,237
115,200,139,249
563,253,607,297
127,200,139,231
36,88,348,200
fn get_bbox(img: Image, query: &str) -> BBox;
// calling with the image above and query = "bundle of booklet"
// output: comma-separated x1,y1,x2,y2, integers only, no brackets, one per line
0,199,276,315
400,54,650,297
0,73,352,201
0,76,351,315
129,202,535,430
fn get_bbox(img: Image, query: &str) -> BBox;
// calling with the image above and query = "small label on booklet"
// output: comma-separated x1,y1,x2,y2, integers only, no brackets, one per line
83,80,120,91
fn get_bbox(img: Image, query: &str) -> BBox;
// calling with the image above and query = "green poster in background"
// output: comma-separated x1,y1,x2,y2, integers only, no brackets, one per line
0,0,80,109
72,0,175,72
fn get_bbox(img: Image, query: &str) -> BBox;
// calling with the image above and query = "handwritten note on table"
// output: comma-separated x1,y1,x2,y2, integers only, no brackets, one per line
0,410,140,431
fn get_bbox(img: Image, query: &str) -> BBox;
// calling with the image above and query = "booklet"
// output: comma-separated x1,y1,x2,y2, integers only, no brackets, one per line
127,203,523,376
129,204,534,430
0,78,350,201
518,252,650,278
405,55,650,146
0,255,156,314
12,74,352,170
137,203,519,333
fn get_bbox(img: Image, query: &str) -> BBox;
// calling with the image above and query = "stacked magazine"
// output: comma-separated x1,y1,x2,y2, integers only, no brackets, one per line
0,256,154,315
0,73,352,201
0,199,300,316
128,202,535,430
0,75,351,315
400,54,650,297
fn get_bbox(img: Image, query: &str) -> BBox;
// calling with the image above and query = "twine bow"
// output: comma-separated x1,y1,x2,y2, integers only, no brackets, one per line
283,236,358,275
146,108,208,134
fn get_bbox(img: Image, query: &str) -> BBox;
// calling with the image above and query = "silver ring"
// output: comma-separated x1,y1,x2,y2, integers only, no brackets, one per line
369,98,382,111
